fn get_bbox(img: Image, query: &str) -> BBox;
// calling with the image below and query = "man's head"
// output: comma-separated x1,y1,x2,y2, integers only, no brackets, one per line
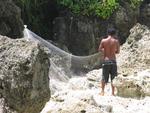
107,28,116,36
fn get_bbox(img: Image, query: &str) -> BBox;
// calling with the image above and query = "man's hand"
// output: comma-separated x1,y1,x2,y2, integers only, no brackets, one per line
98,39,104,53
115,40,120,54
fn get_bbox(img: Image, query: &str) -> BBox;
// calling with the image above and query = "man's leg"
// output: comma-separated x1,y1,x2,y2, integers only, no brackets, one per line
100,64,109,96
100,80,105,96
111,82,115,96
110,63,117,96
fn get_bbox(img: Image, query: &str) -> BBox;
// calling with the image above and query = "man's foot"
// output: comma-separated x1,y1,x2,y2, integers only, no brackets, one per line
99,92,104,96
111,93,115,96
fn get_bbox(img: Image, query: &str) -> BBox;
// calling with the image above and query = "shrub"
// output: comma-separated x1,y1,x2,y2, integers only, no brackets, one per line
129,0,144,9
57,0,119,19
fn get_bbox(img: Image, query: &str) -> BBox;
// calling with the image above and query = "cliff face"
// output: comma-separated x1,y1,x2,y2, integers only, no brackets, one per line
8,0,149,55
0,36,50,113
139,0,150,27
0,0,23,38
0,0,149,55
52,0,149,55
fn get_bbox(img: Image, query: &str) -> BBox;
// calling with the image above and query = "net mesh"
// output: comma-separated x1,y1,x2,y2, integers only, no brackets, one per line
23,26,103,82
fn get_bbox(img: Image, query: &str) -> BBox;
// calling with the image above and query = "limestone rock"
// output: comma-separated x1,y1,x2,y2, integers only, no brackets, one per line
0,36,50,113
87,69,102,82
0,98,17,113
113,70,150,98
117,23,150,76
115,23,150,98
42,90,103,113
86,69,102,89
42,72,150,113
67,77,89,90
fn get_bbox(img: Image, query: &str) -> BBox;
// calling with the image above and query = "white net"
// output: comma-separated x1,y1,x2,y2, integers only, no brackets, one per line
23,25,103,82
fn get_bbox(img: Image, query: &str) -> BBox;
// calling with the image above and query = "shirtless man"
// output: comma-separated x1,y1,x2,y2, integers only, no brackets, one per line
98,28,120,96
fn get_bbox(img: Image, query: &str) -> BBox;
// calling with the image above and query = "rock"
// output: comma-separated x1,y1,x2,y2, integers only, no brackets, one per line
86,69,102,89
67,77,89,90
52,0,143,55
87,69,102,82
0,0,23,38
115,0,139,43
0,36,50,113
137,70,150,96
115,23,150,98
139,0,150,27
117,23,150,75
113,70,150,98
42,77,150,113
53,16,96,55
41,90,103,113
0,98,17,113
113,76,143,98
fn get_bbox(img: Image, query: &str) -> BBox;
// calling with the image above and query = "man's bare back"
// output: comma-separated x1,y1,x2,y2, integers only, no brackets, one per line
99,36,120,60
98,28,120,96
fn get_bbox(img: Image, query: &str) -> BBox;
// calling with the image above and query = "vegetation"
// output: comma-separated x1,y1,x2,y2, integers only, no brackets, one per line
57,0,144,19
129,0,144,9
56,0,119,19
14,0,144,21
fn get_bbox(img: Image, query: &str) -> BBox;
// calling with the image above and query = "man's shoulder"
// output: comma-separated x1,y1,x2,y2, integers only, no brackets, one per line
114,38,119,43
101,38,107,42
111,37,119,42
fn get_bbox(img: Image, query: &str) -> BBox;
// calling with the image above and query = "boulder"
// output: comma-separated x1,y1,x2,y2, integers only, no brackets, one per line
0,36,50,113
113,70,150,98
115,23,150,98
117,23,150,75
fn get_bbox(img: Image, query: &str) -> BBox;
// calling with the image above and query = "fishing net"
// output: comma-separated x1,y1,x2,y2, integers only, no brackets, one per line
23,25,103,82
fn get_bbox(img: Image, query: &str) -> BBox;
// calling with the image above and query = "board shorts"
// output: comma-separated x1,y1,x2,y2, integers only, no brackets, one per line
102,60,117,83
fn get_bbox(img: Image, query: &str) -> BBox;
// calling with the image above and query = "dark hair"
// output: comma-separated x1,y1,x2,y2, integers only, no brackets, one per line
107,28,116,35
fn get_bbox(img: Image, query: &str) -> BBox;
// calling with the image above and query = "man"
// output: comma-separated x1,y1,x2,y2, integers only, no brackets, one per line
98,28,120,96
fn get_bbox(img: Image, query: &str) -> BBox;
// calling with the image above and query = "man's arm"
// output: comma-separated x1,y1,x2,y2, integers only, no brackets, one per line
115,40,120,54
98,40,104,52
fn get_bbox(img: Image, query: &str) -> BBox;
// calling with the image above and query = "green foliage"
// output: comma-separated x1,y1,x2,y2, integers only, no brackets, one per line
57,0,144,18
57,0,119,19
129,0,143,9
93,0,119,19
